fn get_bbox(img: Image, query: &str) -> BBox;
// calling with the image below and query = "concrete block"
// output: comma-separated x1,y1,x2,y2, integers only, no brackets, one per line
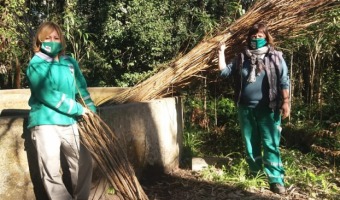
192,157,232,171
0,89,183,200
98,96,183,176
0,116,35,200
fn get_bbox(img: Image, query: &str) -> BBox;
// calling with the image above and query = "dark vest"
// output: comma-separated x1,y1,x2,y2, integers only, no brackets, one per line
233,47,284,109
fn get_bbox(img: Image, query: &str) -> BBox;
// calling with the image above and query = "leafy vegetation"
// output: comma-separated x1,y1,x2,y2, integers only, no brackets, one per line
193,148,340,198
181,81,340,198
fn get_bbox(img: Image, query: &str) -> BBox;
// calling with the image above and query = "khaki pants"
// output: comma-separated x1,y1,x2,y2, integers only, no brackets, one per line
31,124,93,200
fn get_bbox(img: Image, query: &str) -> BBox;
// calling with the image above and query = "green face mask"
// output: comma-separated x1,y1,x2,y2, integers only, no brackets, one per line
250,38,267,49
41,41,62,57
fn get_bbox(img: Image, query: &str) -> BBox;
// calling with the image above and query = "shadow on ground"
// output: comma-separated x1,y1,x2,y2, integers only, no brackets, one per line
140,168,285,200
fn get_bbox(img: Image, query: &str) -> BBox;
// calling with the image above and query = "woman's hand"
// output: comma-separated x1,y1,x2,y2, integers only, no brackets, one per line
218,42,227,70
218,42,226,52
82,107,93,119
281,102,290,119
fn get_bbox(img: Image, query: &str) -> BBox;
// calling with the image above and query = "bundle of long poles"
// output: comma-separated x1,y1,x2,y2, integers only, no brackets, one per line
78,113,149,200
98,0,338,106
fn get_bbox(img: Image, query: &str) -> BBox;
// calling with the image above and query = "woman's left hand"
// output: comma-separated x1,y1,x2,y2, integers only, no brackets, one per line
281,102,290,119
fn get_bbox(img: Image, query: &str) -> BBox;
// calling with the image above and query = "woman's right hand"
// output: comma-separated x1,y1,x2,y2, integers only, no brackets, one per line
218,42,227,70
82,107,93,118
218,42,226,52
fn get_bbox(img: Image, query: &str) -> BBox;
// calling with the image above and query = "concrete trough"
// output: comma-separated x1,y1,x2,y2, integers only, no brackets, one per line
0,88,183,200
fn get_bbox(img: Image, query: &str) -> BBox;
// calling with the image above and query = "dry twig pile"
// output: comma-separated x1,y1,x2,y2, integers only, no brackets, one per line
98,0,338,105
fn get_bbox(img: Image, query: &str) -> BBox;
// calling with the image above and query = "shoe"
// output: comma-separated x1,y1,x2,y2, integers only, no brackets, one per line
270,183,286,194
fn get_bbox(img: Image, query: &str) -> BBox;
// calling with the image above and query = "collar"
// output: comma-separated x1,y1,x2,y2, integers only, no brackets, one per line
35,52,53,62
35,52,69,62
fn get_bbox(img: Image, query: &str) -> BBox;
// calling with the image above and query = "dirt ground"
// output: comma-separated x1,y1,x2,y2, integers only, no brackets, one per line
140,168,312,200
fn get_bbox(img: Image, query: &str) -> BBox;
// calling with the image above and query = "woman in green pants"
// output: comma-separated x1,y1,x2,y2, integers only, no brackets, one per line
217,22,290,194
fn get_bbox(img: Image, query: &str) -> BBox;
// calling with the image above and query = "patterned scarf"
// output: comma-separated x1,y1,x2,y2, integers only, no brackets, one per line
244,46,269,83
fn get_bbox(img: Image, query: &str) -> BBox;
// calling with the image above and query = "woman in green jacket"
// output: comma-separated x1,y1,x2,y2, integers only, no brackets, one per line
26,21,96,200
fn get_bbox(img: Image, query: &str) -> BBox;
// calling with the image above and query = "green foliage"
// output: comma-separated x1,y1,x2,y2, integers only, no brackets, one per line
282,149,340,198
216,97,237,124
107,187,116,195
77,0,244,86
183,129,205,157
193,149,340,198
116,70,154,87
200,159,261,189
0,0,33,88
283,101,340,164
200,158,268,189
85,0,179,86
0,0,27,36
279,6,340,123
183,93,237,127
182,92,242,157
63,3,95,63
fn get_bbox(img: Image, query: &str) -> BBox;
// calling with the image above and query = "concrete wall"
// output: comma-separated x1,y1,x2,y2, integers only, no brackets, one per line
0,116,35,200
0,87,127,110
0,88,183,200
98,97,183,176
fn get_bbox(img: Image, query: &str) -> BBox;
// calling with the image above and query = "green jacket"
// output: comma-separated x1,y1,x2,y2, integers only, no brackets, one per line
26,52,96,129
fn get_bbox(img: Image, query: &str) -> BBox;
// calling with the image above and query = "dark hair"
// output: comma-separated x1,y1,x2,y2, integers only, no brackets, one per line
246,22,274,47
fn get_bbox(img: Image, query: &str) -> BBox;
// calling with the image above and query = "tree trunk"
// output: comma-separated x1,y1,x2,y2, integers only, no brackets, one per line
14,56,21,88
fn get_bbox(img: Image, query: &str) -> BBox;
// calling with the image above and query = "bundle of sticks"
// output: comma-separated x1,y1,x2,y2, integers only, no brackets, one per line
77,0,338,199
77,113,149,200
98,0,338,105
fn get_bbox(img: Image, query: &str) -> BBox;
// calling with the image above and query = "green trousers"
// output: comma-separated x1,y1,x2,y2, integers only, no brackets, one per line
238,105,285,185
